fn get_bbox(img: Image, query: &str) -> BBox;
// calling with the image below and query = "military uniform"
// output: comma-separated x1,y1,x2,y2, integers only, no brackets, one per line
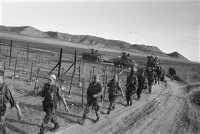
126,71,138,106
155,66,162,84
137,69,145,100
146,67,155,93
83,81,102,122
107,79,121,114
39,82,61,134
0,83,16,134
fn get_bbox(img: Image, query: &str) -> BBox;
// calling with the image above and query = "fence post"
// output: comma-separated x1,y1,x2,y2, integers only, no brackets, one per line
92,66,95,76
36,67,40,79
78,66,81,82
68,49,77,95
57,48,63,78
3,61,6,71
30,62,33,81
13,58,17,79
81,78,85,108
9,40,12,66
89,70,92,82
26,44,29,65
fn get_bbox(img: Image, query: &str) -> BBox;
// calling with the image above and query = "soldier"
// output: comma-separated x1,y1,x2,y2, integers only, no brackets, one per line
107,74,123,114
0,70,23,134
82,74,102,123
38,74,69,134
146,66,155,94
126,66,138,106
136,67,145,100
154,65,162,85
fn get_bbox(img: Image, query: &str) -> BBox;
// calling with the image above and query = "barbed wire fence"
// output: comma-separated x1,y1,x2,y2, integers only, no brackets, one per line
0,38,123,108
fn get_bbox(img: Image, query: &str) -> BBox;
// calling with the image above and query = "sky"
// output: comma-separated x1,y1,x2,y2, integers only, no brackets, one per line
0,0,199,62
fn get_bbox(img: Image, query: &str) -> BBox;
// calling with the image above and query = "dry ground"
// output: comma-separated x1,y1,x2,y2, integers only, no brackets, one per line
3,77,200,134
1,32,200,134
53,79,200,134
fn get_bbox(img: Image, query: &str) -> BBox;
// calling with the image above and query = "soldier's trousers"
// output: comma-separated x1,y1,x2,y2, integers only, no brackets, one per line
0,115,9,134
126,90,134,106
137,87,143,100
83,97,99,119
107,94,117,114
148,79,154,93
40,111,58,132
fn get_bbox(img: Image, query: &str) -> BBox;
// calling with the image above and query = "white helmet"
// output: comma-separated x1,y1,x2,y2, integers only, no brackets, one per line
49,74,56,81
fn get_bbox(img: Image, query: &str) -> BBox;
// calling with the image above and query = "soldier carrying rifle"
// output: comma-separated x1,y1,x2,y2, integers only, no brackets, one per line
82,74,102,123
38,74,69,134
0,70,23,134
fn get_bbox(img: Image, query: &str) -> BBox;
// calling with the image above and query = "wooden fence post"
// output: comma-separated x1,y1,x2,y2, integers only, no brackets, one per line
92,66,95,76
9,40,12,66
68,49,77,95
36,67,40,79
57,48,63,78
3,61,6,71
30,62,33,81
81,78,85,108
89,70,92,82
26,44,29,65
13,58,17,79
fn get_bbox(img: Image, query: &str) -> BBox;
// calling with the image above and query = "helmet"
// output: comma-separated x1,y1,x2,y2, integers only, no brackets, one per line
93,74,100,82
49,74,56,81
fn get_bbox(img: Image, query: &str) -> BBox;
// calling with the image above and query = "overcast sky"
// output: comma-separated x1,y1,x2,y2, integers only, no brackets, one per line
0,0,199,62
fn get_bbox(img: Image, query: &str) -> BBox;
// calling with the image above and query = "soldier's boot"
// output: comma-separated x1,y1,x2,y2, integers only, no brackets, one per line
38,125,46,134
94,111,100,122
126,95,130,106
130,101,132,106
149,88,152,94
112,105,115,110
107,102,113,114
50,122,59,132
137,93,141,100
107,107,111,114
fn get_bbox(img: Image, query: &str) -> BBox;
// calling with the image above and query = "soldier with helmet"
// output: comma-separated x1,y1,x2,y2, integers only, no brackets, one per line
82,74,102,123
126,66,138,106
38,74,69,134
146,66,155,94
106,74,123,114
136,67,146,100
0,70,23,134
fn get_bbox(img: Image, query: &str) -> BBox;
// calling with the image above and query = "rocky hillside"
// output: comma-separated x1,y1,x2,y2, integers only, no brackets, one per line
0,25,189,61
167,51,189,61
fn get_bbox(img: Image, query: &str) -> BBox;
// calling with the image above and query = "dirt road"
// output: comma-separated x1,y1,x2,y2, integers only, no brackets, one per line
55,79,200,134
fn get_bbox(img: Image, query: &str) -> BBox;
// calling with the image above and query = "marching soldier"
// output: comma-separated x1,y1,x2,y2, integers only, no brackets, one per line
0,70,23,134
136,68,146,100
38,74,69,134
107,74,123,114
126,66,138,106
82,74,102,123
146,66,155,94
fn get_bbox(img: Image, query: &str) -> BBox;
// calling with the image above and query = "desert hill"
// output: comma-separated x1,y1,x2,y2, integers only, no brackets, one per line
0,25,189,62
167,51,189,61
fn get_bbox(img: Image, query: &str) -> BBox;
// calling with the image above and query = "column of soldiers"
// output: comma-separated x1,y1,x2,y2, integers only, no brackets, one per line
0,55,166,134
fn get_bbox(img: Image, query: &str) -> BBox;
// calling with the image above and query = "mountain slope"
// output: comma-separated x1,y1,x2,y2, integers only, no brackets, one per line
167,51,189,61
0,25,189,62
